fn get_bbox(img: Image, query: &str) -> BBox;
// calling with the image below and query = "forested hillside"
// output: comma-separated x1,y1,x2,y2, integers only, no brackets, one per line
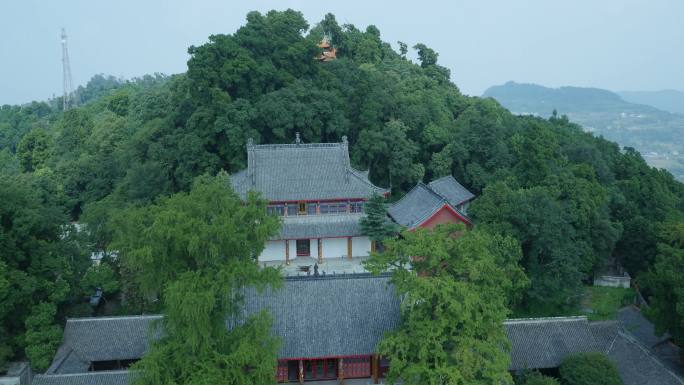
484,81,684,181
2,9,684,372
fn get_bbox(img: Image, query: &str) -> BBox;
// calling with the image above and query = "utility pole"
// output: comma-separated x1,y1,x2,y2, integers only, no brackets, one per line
61,28,74,111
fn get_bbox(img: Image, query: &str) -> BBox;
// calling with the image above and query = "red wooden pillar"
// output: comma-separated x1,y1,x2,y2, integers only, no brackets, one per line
347,237,353,260
285,240,290,265
372,354,379,384
298,360,304,384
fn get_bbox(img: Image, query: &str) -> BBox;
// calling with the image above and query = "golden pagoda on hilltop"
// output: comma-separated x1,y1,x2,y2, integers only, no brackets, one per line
316,36,337,62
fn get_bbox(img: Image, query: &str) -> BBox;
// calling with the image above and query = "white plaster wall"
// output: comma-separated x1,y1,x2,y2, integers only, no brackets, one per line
289,240,298,258
311,238,319,258
260,240,286,262
594,276,631,288
323,237,347,259
352,236,372,257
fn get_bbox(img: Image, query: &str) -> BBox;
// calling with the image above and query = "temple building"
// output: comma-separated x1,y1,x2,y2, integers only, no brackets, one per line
36,275,684,385
316,36,337,62
388,176,474,230
229,136,387,266
25,137,683,385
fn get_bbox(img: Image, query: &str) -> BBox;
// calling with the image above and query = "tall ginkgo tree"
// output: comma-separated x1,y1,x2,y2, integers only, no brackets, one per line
365,224,528,385
111,172,282,385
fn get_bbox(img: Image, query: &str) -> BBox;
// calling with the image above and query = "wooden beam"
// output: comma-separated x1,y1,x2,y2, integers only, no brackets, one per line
299,360,304,384
285,240,290,265
317,238,323,264
347,237,352,260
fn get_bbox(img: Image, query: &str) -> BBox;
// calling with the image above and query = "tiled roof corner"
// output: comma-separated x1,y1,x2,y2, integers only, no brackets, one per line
427,175,475,206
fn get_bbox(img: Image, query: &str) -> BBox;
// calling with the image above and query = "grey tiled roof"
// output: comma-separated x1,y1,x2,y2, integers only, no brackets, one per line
505,317,601,370
32,371,130,385
617,306,671,348
388,183,464,229
591,321,684,385
230,142,386,202
46,315,162,374
428,175,475,206
43,283,683,385
242,274,400,358
275,213,364,240
45,346,89,374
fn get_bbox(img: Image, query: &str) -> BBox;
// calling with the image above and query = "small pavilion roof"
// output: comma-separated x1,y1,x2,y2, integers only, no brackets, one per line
388,181,471,229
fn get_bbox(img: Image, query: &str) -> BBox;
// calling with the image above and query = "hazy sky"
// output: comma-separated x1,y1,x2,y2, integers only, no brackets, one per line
2,0,683,105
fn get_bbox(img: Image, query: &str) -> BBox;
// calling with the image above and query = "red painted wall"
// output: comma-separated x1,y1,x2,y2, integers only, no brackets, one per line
419,205,469,229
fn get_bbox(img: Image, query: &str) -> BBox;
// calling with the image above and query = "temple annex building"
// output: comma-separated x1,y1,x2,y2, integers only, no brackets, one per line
228,136,473,274
23,138,684,385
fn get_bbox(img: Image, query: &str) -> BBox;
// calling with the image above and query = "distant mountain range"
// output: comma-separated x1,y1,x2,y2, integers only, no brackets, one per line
483,82,684,181
618,89,684,116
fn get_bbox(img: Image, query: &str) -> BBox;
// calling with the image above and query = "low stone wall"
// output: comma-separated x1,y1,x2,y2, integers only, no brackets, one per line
0,363,32,385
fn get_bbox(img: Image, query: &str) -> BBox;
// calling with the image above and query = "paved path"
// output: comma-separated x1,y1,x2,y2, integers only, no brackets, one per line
262,256,371,277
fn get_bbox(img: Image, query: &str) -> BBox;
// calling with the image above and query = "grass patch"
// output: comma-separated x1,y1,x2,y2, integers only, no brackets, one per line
508,286,635,320
584,286,634,321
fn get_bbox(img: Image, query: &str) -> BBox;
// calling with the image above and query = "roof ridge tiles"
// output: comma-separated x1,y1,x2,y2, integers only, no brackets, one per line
284,272,392,281
504,315,589,324
253,142,342,150
427,175,453,185
67,314,163,322
35,370,131,377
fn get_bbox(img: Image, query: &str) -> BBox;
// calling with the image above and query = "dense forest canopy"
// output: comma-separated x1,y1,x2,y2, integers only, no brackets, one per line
484,81,684,181
1,8,683,373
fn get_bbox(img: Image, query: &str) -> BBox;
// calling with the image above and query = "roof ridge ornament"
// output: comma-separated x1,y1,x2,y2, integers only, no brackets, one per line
341,136,350,183
247,137,256,187
295,132,301,145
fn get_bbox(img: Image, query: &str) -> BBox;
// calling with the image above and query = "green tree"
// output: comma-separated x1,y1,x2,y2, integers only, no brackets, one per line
471,182,586,313
106,90,130,116
355,120,424,192
16,128,53,172
82,262,120,297
397,41,408,58
642,222,684,359
365,225,527,385
559,352,622,385
24,303,63,372
0,261,12,369
413,43,438,67
0,172,89,369
111,172,283,385
520,371,560,385
360,193,397,243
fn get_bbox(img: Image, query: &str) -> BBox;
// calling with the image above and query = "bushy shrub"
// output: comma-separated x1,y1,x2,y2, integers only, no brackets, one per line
559,352,622,385
522,371,560,385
